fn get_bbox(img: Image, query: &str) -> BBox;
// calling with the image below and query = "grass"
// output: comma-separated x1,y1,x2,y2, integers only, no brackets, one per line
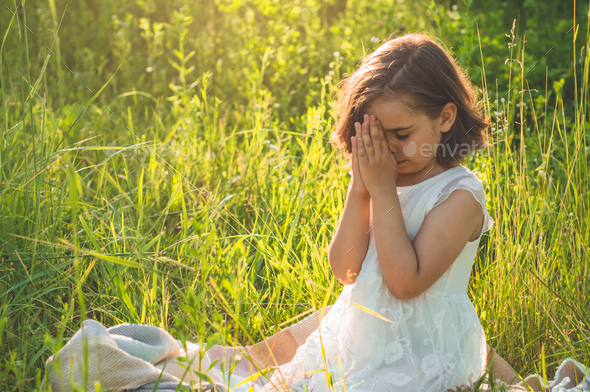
1,0,589,391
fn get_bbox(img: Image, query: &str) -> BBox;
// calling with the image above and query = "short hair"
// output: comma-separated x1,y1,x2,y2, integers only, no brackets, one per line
329,32,491,171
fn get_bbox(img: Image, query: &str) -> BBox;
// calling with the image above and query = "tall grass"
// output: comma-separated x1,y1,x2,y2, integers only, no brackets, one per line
1,0,589,391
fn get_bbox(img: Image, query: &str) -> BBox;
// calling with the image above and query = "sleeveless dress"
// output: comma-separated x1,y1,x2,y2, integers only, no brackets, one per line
205,165,494,392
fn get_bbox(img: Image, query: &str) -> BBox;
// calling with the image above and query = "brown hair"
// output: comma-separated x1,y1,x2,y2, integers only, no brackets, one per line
329,32,491,171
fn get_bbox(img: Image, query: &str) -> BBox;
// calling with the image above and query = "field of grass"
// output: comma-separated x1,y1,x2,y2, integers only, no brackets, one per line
1,0,589,390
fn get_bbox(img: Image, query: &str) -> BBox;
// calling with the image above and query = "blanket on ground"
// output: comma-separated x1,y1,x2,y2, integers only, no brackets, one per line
42,305,590,392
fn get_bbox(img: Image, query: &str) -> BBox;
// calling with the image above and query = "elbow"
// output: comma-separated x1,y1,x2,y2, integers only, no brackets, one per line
389,288,410,300
385,280,414,301
330,263,359,285
328,253,358,285
397,289,417,300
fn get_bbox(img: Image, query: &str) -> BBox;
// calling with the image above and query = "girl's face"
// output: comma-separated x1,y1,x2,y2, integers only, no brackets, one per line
364,97,457,184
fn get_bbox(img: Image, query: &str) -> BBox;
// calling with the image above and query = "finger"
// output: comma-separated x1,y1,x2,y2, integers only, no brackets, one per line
361,115,373,161
351,134,357,168
353,123,360,168
376,119,388,155
357,131,367,162
353,133,363,171
370,115,385,157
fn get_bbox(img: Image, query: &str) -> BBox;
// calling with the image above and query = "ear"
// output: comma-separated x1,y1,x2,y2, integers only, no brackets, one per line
439,102,457,134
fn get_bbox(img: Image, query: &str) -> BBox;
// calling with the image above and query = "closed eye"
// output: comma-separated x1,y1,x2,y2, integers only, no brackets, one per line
396,134,409,141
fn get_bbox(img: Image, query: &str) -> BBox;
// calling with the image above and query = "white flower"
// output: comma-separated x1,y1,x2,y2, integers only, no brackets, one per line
384,341,404,364
394,303,414,322
433,309,446,328
333,51,340,57
383,372,412,386
370,36,380,43
421,353,442,378
501,97,505,103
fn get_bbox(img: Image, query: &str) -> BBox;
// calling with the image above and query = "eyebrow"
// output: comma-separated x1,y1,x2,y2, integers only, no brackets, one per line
383,125,412,133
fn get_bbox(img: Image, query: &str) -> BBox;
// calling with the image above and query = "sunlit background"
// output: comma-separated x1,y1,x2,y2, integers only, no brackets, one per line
1,1,589,390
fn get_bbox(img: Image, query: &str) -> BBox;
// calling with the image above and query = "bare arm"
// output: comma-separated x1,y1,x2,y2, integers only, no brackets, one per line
327,179,372,285
372,187,483,300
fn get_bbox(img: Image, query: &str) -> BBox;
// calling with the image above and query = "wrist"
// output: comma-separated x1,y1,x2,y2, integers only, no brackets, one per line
348,185,371,198
371,186,398,200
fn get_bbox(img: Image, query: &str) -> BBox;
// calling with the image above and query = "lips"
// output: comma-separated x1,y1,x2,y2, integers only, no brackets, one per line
397,160,406,165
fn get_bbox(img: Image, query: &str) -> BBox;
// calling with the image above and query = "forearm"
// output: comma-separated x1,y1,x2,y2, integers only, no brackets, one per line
371,189,418,299
328,182,371,285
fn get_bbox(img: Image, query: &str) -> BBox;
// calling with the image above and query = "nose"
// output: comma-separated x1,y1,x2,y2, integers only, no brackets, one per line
387,143,405,161
387,140,399,154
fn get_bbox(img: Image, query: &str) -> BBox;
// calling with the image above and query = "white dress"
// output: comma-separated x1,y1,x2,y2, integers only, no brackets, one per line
205,165,495,392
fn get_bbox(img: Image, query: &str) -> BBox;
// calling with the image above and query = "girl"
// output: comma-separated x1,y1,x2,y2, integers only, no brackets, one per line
256,32,495,392
198,32,495,392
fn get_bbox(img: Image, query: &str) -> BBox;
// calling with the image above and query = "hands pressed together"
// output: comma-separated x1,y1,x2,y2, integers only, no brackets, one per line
350,114,399,198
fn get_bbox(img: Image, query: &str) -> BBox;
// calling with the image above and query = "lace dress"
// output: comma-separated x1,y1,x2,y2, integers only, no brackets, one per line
207,165,494,392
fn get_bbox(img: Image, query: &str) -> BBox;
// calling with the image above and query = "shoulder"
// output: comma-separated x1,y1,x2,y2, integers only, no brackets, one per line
412,178,484,263
431,167,486,208
429,186,483,223
427,166,491,241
